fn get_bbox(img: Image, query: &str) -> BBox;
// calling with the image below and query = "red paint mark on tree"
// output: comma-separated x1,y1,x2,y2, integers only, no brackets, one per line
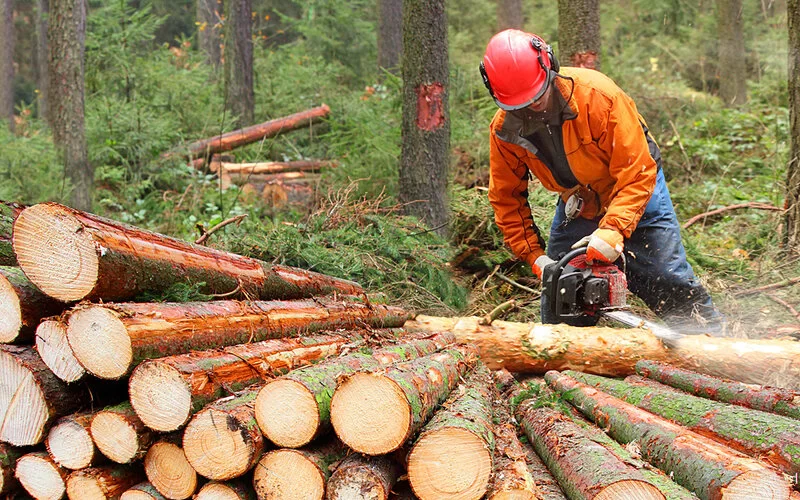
416,83,445,131
570,52,599,70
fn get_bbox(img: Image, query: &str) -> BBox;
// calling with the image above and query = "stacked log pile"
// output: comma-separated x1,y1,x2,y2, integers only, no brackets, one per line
0,201,797,499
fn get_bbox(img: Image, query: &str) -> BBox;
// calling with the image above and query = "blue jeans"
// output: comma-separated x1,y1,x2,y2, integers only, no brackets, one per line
540,169,725,334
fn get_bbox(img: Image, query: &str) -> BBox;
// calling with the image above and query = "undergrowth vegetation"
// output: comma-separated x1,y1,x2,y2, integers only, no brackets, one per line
2,0,797,337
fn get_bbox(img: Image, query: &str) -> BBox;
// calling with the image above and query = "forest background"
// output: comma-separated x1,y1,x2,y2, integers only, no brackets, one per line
0,0,795,337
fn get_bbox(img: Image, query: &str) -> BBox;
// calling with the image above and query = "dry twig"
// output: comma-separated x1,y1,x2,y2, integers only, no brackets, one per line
734,276,800,297
682,202,782,229
195,214,248,245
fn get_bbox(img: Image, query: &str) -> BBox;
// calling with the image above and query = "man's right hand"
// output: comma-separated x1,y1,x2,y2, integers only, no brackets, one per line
532,255,556,281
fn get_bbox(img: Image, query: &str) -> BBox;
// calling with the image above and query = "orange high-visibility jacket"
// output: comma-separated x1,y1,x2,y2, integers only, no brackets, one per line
488,67,658,267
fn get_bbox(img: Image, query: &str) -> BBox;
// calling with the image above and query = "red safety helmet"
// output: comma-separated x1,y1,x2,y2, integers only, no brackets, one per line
480,30,558,110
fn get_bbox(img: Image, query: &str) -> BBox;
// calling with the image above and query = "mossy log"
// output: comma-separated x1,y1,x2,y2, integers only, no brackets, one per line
522,445,567,500
0,201,22,266
0,267,64,343
66,464,146,500
12,201,363,303
330,345,478,455
143,434,197,500
565,370,800,478
486,398,542,500
255,331,456,448
0,443,22,495
407,363,496,500
91,402,156,465
15,451,69,500
326,454,402,500
182,388,263,481
120,482,168,500
129,333,352,432
195,480,256,500
66,298,407,379
46,411,101,470
545,371,791,499
635,360,800,420
252,439,347,500
36,318,86,383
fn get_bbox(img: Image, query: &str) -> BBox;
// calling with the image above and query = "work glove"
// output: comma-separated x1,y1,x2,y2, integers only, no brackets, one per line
531,254,557,281
571,228,624,264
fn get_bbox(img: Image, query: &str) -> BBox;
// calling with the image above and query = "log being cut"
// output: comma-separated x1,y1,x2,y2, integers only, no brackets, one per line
0,266,63,343
66,298,407,379
46,412,100,470
12,202,363,302
15,451,69,500
252,439,347,500
325,454,402,500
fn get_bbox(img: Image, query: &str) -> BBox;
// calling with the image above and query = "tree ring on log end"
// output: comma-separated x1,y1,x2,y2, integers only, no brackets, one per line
195,482,242,499
330,373,410,455
255,379,319,448
129,361,192,432
46,418,95,470
252,449,325,500
408,427,492,500
120,489,159,500
13,203,99,302
0,349,49,445
67,306,132,379
36,320,86,383
90,412,139,464
0,272,21,342
15,454,66,500
66,472,108,500
720,469,791,499
183,409,257,480
144,441,197,499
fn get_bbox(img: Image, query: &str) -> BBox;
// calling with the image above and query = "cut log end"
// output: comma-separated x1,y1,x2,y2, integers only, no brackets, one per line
721,469,792,500
36,320,86,383
255,379,319,448
183,408,258,480
144,441,197,500
0,272,21,342
129,361,192,432
408,427,492,500
47,418,95,469
487,492,536,500
90,411,141,464
67,306,132,379
253,449,325,500
0,348,49,445
13,203,99,302
195,482,248,500
327,463,390,500
15,453,66,500
594,481,665,500
330,373,410,455
121,488,166,500
66,474,110,500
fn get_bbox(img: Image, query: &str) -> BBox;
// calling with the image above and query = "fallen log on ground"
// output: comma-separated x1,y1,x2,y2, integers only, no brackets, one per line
66,298,407,379
326,454,402,500
91,402,155,465
121,482,168,500
0,443,22,495
254,331,456,448
221,171,321,188
15,451,69,500
66,464,146,500
143,434,197,500
545,371,791,499
210,159,337,175
330,345,477,455
252,439,347,500
12,202,364,303
486,396,542,500
129,332,352,432
407,363,495,500
46,412,100,470
635,359,800,420
0,267,64,343
35,319,86,383
565,370,800,477
194,480,255,499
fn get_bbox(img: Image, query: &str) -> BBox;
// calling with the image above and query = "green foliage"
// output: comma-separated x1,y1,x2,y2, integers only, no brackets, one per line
0,125,64,204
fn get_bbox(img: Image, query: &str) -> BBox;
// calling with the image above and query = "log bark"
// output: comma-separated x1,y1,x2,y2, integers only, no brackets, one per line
0,345,84,445
0,267,64,343
545,371,791,499
12,202,364,303
129,333,351,432
407,363,495,500
0,443,21,495
182,388,263,481
330,345,478,455
120,482,168,500
143,434,197,500
46,411,100,469
211,159,337,175
635,359,800,420
195,480,256,500
35,318,86,383
66,298,407,379
486,397,543,500
66,465,146,500
252,439,347,500
15,451,69,500
326,454,402,500
522,445,567,500
0,202,19,266
255,331,456,448
565,370,800,477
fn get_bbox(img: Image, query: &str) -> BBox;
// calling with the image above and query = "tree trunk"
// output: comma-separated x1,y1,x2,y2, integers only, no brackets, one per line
48,0,91,211
254,331,455,448
496,0,524,31
66,298,406,380
129,333,351,432
0,266,65,343
400,0,449,237
252,439,347,500
143,435,197,500
36,0,48,121
378,0,402,74
46,412,100,470
407,363,495,500
330,345,477,455
326,454,402,500
558,0,601,69
13,201,364,303
545,371,791,500
223,0,254,127
789,0,800,251
195,480,255,499
0,0,14,132
565,370,800,478
197,0,221,69
15,451,69,500
0,443,22,495
122,482,168,500
717,0,748,106
90,402,156,465
486,397,543,500
635,360,800,420
35,319,86,383
66,465,146,500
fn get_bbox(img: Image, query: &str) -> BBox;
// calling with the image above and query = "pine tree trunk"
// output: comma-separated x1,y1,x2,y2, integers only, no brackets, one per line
558,0,601,69
15,451,69,500
224,0,254,127
330,345,477,455
326,454,402,500
252,439,347,500
35,319,86,383
254,331,455,448
0,266,65,343
0,0,14,132
545,371,791,499
486,397,543,500
66,465,146,500
400,0,449,237
378,0,402,74
36,0,48,121
13,202,364,303
717,0,748,106
197,0,221,68
91,402,156,465
46,412,100,470
635,360,800,420
0,443,22,495
143,435,198,500
122,482,168,500
496,0,524,31
789,0,800,251
195,480,256,499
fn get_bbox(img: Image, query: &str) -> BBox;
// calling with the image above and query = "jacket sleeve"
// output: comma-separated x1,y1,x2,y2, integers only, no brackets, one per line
488,123,546,267
595,93,658,238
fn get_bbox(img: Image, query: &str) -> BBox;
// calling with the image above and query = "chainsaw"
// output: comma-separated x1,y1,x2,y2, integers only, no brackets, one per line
543,247,684,346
